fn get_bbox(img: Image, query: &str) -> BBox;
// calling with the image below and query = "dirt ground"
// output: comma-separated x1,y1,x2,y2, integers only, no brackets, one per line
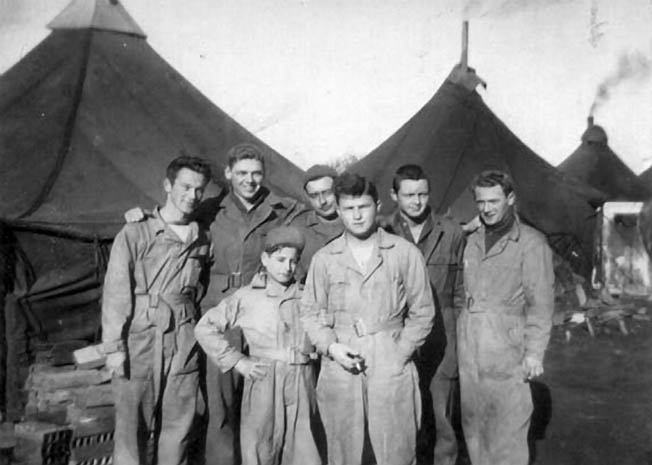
531,298,652,465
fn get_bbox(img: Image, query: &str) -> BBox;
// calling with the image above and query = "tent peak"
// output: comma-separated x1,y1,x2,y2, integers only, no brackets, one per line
48,0,146,38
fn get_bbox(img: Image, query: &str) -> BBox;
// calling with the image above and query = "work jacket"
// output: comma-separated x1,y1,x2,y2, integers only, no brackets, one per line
102,208,211,382
385,210,465,376
460,217,554,372
300,228,435,465
196,187,304,308
195,274,314,369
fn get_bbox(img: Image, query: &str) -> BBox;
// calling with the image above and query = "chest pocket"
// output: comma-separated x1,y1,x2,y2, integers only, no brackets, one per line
328,279,348,311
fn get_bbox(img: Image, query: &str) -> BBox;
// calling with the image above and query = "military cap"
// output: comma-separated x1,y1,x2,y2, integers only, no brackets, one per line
264,226,305,252
303,164,338,188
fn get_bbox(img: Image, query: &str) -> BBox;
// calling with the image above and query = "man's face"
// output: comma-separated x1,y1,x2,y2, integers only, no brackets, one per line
337,194,379,239
391,179,430,220
473,185,515,226
225,158,264,201
164,168,208,216
305,176,337,218
261,247,299,285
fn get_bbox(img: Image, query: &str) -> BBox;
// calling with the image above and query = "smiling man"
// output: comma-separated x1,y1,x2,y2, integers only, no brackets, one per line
386,164,465,465
458,170,553,465
196,143,304,465
301,172,435,465
102,156,212,465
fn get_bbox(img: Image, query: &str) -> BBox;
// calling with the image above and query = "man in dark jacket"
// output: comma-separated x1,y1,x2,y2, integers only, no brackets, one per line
291,164,344,281
384,164,465,465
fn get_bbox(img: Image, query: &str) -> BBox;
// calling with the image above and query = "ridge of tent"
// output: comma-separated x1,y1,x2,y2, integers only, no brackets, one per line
48,0,146,38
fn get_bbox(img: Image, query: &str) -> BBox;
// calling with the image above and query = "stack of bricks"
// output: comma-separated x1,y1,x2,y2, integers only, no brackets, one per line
13,343,115,465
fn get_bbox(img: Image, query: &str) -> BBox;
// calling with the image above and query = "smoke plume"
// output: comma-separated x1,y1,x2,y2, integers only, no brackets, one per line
590,51,652,116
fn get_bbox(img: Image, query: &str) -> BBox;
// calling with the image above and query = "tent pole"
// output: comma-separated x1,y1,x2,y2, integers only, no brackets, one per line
461,21,469,71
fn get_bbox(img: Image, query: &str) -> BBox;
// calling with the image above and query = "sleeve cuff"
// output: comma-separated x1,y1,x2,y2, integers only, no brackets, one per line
216,351,246,372
103,340,125,354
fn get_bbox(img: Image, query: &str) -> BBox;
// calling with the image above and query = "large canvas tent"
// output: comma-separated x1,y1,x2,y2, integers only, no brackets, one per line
0,0,305,418
639,164,652,190
351,65,604,277
558,120,651,201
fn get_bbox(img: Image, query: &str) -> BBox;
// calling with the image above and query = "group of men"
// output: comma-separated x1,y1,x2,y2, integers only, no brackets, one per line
101,142,554,465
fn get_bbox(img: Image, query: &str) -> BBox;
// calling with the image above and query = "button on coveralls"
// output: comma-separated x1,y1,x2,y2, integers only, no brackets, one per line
194,274,321,465
458,219,553,465
301,228,435,465
102,209,211,465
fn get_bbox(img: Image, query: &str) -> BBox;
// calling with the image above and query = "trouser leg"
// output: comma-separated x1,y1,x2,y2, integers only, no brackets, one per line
158,371,199,465
205,359,240,465
316,358,365,465
367,363,421,465
430,374,458,465
113,376,153,465
281,367,321,465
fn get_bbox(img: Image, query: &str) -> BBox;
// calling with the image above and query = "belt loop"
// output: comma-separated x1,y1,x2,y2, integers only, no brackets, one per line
229,272,242,289
149,294,160,308
353,319,367,337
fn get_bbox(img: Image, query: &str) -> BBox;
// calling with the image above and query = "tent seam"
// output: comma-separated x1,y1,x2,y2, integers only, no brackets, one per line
18,30,93,219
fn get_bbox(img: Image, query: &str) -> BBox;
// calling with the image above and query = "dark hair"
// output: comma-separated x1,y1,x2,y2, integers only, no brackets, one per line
333,172,378,203
226,143,265,170
392,164,429,192
167,156,212,184
470,169,514,196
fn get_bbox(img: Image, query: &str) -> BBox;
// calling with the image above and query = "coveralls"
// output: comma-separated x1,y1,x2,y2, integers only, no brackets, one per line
458,218,553,465
194,274,321,465
102,208,211,465
301,228,435,465
195,187,304,465
386,210,465,465
291,209,344,282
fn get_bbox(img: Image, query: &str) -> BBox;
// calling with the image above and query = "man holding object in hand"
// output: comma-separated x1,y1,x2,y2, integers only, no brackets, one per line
300,173,435,465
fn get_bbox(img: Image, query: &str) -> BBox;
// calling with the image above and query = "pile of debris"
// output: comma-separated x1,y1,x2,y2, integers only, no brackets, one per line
11,342,115,465
555,286,652,340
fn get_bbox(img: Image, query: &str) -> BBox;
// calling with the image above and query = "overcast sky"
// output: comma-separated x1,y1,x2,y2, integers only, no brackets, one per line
1,0,651,173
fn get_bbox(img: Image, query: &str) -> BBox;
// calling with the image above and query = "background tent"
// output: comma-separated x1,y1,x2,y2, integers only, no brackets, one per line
351,65,604,277
639,164,652,190
0,0,305,418
558,119,651,202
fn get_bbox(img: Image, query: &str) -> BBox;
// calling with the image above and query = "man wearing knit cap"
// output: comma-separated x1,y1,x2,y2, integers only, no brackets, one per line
293,164,344,280
195,225,321,465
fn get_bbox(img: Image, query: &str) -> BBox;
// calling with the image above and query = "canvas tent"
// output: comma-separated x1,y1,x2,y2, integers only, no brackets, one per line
351,65,604,277
639,164,652,190
558,119,651,202
0,0,305,418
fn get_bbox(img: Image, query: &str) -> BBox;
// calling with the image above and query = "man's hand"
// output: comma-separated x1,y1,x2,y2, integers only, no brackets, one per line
328,342,363,372
106,351,126,377
234,358,270,380
523,355,544,381
124,207,150,223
